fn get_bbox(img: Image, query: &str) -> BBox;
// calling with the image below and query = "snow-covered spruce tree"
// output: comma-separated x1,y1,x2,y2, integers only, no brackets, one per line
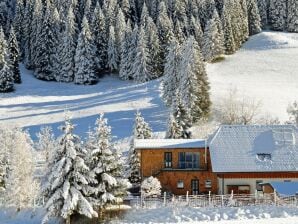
257,0,268,28
162,37,181,107
23,0,34,69
179,36,211,122
0,28,14,93
13,0,25,59
221,3,236,54
119,20,132,80
141,176,161,198
34,3,58,81
128,111,152,184
269,0,287,31
157,1,174,71
56,7,77,82
126,24,138,80
189,16,203,48
171,92,192,139
74,17,97,85
202,10,224,62
287,0,298,32
8,27,21,84
85,113,129,209
115,8,126,67
247,0,262,35
107,26,119,73
42,115,97,224
91,3,108,75
36,126,56,164
166,114,184,139
287,101,298,126
5,130,39,210
133,26,155,82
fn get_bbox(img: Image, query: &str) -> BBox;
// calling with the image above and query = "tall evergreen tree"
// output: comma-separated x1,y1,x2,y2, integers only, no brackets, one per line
13,0,26,59
162,37,181,107
0,28,14,92
128,111,152,184
269,0,287,31
166,114,184,139
42,114,98,224
74,17,97,85
107,26,118,72
8,27,21,84
179,36,211,122
287,0,298,32
257,0,268,28
247,0,262,35
56,7,77,82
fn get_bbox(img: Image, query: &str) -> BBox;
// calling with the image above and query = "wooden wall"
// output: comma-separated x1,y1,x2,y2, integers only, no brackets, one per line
138,148,218,195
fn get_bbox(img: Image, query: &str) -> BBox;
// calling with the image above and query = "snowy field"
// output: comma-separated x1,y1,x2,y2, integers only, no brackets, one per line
0,31,298,140
1,206,297,224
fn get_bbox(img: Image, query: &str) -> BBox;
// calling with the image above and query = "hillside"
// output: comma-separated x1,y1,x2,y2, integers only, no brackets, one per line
0,31,297,139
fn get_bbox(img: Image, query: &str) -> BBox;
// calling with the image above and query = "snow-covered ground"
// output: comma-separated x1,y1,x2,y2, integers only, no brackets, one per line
113,206,298,224
0,31,298,140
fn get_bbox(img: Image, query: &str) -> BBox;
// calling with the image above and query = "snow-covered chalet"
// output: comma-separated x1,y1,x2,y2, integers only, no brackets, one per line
135,125,298,195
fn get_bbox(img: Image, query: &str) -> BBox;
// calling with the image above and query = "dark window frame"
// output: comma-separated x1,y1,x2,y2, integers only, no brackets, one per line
178,152,200,169
164,152,172,168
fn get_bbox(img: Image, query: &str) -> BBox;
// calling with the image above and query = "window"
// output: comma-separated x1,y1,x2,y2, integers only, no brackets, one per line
177,180,184,189
256,153,271,161
205,180,212,188
284,180,291,182
256,180,263,191
164,152,172,168
178,152,200,169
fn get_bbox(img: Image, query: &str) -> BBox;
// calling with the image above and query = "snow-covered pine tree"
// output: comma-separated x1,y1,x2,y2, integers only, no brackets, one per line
174,20,185,44
162,37,181,107
107,26,119,73
166,114,184,139
34,3,58,81
189,16,203,48
8,27,21,84
202,11,225,62
221,3,236,54
157,1,174,71
140,2,150,27
13,0,25,59
0,27,14,93
247,0,262,35
119,20,132,80
179,36,211,122
74,16,97,85
36,126,56,164
170,92,192,138
257,0,268,28
56,7,77,82
287,0,298,32
146,17,162,78
5,130,39,210
128,111,152,184
115,8,126,70
85,113,129,209
133,26,155,82
91,3,108,75
23,0,34,69
42,114,98,224
126,24,138,80
269,0,287,31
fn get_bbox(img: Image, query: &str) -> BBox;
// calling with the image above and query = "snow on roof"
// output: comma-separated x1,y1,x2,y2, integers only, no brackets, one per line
269,182,298,195
209,125,298,173
135,139,206,149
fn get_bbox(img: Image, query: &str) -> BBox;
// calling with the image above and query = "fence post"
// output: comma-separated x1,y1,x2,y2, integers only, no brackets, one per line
186,191,189,204
274,190,277,206
208,191,211,207
164,192,167,206
255,190,258,205
221,195,224,207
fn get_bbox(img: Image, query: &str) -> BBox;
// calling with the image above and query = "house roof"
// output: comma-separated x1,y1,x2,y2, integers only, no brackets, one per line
209,125,298,173
269,181,298,195
134,139,206,149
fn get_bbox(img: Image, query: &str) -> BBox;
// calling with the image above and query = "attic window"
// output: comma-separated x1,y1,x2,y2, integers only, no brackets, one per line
257,153,271,161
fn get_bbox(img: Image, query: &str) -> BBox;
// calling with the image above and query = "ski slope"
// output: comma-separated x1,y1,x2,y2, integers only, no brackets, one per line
0,31,297,139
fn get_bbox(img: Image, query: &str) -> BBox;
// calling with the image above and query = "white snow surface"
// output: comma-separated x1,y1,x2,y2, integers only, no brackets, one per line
113,205,298,223
135,139,206,149
208,31,298,121
0,31,298,139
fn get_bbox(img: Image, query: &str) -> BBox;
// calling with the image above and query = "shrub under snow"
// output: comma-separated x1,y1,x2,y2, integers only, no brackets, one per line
141,176,161,198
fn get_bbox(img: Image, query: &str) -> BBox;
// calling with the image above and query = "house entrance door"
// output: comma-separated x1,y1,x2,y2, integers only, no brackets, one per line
191,179,199,195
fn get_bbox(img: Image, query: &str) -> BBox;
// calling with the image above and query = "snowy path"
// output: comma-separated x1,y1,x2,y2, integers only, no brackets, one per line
0,31,298,139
